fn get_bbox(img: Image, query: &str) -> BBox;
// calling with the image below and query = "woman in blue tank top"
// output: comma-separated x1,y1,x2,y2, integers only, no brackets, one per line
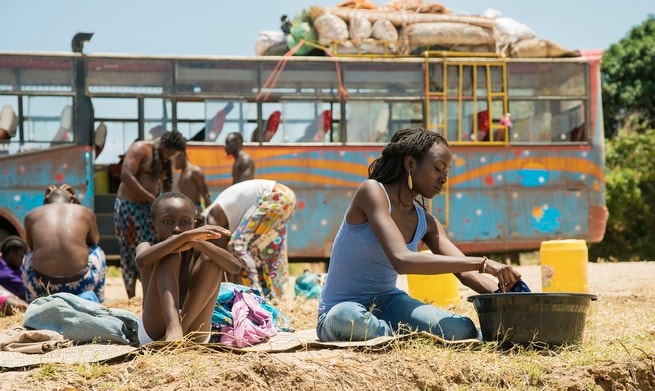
317,128,523,342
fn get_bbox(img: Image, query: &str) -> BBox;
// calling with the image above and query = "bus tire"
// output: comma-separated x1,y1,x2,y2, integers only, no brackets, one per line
0,220,19,243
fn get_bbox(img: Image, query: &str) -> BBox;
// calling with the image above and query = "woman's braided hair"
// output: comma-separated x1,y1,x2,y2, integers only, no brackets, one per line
368,128,448,183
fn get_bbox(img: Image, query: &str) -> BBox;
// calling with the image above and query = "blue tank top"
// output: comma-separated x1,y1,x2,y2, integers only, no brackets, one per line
318,182,427,315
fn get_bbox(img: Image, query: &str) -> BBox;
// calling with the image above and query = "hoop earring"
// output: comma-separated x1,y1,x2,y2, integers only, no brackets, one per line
407,172,413,190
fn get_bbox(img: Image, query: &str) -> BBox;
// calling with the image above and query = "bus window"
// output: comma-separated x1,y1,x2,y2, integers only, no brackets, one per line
92,97,139,165
176,60,258,95
294,109,332,142
190,100,242,142
428,61,507,143
507,61,588,143
276,101,336,143
51,105,73,144
205,101,282,143
389,101,423,137
250,110,280,142
343,62,423,96
0,98,18,155
93,97,138,118
509,99,586,142
346,101,422,143
94,121,139,165
346,101,388,143
557,101,586,142
87,58,172,95
22,96,73,149
508,62,586,98
261,60,340,96
250,103,280,143
143,98,173,141
176,101,206,141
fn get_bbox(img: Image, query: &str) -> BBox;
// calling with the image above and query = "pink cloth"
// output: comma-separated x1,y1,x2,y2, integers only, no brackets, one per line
500,113,512,127
220,291,277,348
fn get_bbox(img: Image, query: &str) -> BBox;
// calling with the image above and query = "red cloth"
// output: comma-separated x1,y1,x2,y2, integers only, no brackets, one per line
477,110,490,132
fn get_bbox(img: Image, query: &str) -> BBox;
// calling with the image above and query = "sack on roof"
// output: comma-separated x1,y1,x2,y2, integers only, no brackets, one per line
314,13,350,45
349,12,373,42
510,38,581,58
404,22,496,50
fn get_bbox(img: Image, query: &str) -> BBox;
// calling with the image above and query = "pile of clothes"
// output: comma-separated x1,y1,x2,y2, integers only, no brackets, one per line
210,282,291,347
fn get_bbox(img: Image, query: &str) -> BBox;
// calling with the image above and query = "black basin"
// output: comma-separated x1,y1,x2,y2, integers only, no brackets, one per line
467,292,598,348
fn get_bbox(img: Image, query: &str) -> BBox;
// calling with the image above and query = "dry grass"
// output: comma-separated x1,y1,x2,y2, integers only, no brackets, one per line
1,262,654,390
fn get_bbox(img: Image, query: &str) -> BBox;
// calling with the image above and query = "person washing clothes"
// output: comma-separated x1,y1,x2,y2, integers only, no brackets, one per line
203,179,296,299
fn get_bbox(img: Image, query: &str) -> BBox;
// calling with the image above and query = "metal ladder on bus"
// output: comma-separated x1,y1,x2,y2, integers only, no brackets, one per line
423,53,509,227
424,53,509,144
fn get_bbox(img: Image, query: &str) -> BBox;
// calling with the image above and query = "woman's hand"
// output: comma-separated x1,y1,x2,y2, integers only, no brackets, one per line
484,259,522,293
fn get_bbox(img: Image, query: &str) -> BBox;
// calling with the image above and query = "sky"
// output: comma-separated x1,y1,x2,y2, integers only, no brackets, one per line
1,1,653,56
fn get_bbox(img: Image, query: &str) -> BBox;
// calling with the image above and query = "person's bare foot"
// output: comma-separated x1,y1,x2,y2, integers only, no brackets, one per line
164,326,184,341
189,332,210,344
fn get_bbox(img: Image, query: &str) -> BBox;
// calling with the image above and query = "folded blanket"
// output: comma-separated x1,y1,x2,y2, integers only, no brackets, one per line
0,328,72,354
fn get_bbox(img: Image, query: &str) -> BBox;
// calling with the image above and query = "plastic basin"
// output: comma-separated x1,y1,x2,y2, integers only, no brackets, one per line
467,293,598,347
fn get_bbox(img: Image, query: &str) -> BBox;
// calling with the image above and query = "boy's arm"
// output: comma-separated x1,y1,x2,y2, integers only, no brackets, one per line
192,241,242,274
136,225,228,270
136,237,185,270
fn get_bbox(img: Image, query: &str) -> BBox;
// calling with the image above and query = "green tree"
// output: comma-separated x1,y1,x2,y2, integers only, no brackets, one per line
589,128,655,261
601,15,655,139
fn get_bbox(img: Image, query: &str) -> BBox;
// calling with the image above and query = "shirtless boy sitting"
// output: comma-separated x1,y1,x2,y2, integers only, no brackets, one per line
22,184,107,302
136,192,240,344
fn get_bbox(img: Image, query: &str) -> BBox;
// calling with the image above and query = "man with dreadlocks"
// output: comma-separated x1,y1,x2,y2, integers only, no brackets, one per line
317,128,522,342
114,130,186,299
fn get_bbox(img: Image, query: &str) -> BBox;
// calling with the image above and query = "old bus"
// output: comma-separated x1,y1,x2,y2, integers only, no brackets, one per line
0,46,607,261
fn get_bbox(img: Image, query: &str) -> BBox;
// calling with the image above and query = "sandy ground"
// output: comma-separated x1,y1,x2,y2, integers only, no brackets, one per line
3,260,653,390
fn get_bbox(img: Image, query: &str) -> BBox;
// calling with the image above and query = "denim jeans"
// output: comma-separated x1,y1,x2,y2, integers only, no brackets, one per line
23,292,140,346
316,291,478,342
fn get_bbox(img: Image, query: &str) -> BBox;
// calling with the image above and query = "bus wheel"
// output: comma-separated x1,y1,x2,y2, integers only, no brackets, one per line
0,222,19,243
